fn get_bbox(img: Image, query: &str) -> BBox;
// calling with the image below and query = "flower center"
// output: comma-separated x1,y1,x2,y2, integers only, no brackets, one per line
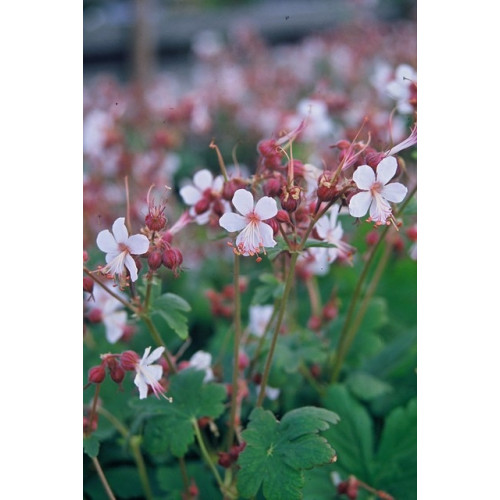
370,181,383,196
247,211,261,225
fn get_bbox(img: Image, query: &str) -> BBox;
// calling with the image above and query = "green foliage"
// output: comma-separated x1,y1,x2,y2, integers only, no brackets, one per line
237,406,340,500
252,273,285,305
322,385,417,499
153,292,191,340
83,434,100,458
134,368,226,457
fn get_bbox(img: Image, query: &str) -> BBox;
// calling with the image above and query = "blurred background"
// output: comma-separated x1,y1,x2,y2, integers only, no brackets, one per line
83,0,416,82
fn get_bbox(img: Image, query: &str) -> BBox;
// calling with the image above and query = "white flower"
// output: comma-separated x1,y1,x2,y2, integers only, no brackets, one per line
349,157,407,225
189,350,214,382
386,64,417,114
249,305,274,337
86,283,127,343
96,218,149,282
256,385,280,401
179,169,226,225
134,346,165,399
219,189,278,256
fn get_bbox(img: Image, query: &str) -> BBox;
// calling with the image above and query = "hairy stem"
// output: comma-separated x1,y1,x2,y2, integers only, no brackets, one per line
227,254,242,450
256,252,298,407
91,456,117,500
192,418,224,490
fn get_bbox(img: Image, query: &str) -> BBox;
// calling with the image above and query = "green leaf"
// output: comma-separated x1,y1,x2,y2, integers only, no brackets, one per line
83,434,100,458
345,372,393,402
105,466,144,499
321,385,374,482
153,292,191,340
252,273,285,305
237,406,339,500
372,398,417,500
139,369,227,457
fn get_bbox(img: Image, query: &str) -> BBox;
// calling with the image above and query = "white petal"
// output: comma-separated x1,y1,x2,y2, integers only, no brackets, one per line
141,347,152,362
370,195,392,223
96,229,118,253
143,365,163,382
219,212,247,232
376,157,397,186
134,373,149,399
381,182,407,203
112,217,129,244
180,185,202,205
254,196,278,220
190,351,212,370
124,254,139,282
145,346,165,365
349,191,373,218
103,310,127,343
395,63,417,82
232,189,254,216
314,215,329,239
127,234,150,255
193,169,214,191
352,165,375,190
212,175,224,192
257,222,277,248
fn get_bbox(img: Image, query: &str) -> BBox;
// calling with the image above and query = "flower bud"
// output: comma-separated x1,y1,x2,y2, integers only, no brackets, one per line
266,218,279,236
229,441,246,461
194,197,210,215
322,302,338,321
407,225,417,242
120,350,140,371
163,247,183,270
276,209,291,224
222,178,246,201
187,480,199,498
148,250,163,271
83,250,89,262
83,276,94,294
263,177,282,197
212,198,226,217
88,308,103,323
145,211,166,232
88,365,106,384
217,452,233,468
109,364,125,384
365,230,380,246
238,351,250,371
308,315,322,332
280,185,301,212
317,172,337,202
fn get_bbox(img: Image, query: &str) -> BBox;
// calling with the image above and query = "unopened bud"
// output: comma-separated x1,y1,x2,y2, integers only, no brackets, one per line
365,230,379,246
83,276,94,294
145,211,166,232
88,365,106,384
88,308,103,323
276,209,291,224
148,250,163,271
238,351,250,371
263,177,282,197
222,178,246,201
317,172,337,202
120,350,140,371
266,218,279,236
163,247,183,270
322,303,338,321
217,452,233,468
407,225,417,242
308,315,322,332
194,197,210,215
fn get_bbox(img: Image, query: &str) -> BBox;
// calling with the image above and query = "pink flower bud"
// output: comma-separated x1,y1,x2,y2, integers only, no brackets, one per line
194,197,210,215
308,315,322,331
83,276,94,294
120,350,140,371
238,351,250,371
88,308,103,323
88,365,106,384
263,177,282,197
276,209,291,224
365,230,380,246
148,250,163,271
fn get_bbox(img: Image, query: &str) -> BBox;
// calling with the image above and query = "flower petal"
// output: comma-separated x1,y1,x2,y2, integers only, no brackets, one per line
127,234,150,255
96,229,118,253
352,165,375,190
254,196,278,220
257,222,277,248
103,310,127,343
219,212,247,232
232,189,254,216
212,175,224,192
124,254,139,282
376,156,398,186
180,185,202,205
134,373,149,399
193,169,214,191
369,195,392,224
314,214,330,239
349,191,373,218
145,346,165,365
381,182,407,203
112,217,129,244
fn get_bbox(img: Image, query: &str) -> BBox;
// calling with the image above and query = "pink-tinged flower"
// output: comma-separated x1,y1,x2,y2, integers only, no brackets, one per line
219,189,278,256
386,64,417,114
313,204,355,264
85,283,127,343
188,350,214,383
385,124,417,157
249,305,274,337
134,346,167,399
179,169,226,225
96,218,149,282
349,157,407,225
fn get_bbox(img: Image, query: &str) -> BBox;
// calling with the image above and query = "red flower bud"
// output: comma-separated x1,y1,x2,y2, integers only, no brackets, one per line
365,230,380,246
194,197,210,215
88,365,106,384
263,177,282,197
276,209,291,224
222,178,246,201
120,350,140,371
217,452,233,468
238,351,250,371
308,315,322,332
406,225,417,242
148,250,163,271
266,218,279,236
83,276,94,294
87,308,103,323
